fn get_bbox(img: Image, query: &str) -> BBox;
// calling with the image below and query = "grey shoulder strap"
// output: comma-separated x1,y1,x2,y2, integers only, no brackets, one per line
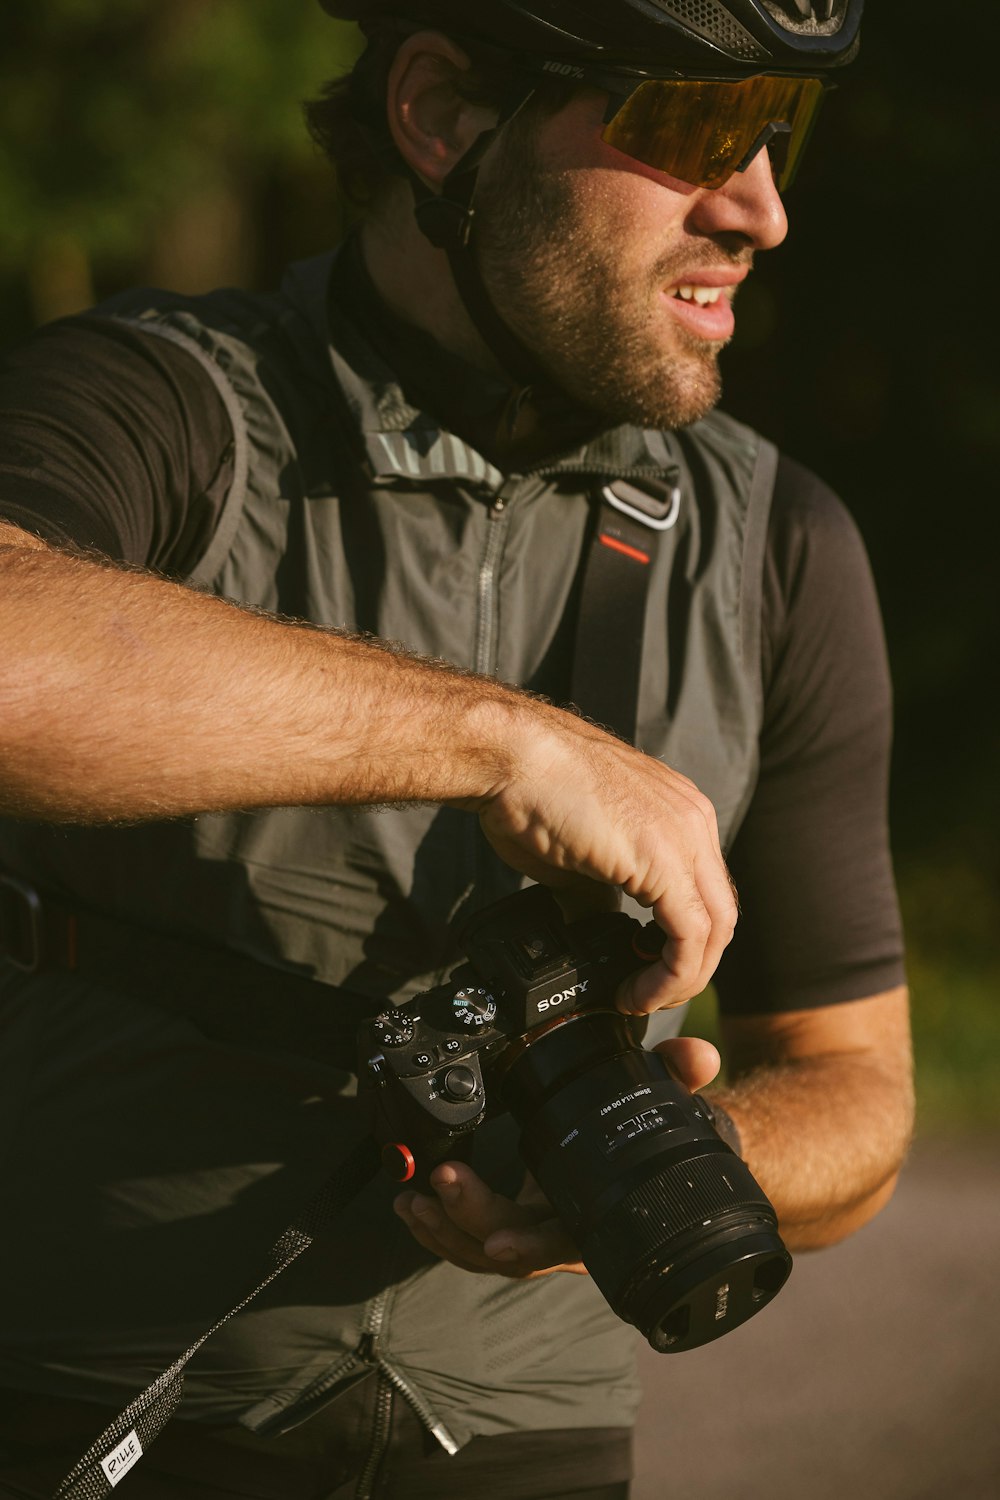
569,472,683,744
740,436,779,710
725,434,779,846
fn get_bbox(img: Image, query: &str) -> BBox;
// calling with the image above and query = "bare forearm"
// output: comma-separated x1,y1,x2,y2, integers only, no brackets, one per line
711,988,914,1251
0,530,519,821
713,1057,912,1250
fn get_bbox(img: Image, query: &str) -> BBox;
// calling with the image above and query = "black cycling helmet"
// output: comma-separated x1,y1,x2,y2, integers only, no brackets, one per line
318,0,861,77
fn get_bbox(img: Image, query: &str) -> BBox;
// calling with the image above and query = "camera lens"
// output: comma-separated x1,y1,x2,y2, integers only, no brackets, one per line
498,1011,792,1352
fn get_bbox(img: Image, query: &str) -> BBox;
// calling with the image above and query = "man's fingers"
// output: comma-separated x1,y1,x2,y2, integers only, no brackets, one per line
428,1165,584,1274
393,1194,489,1274
619,844,738,1014
653,1035,722,1093
428,1163,542,1236
481,1221,585,1275
394,1164,586,1277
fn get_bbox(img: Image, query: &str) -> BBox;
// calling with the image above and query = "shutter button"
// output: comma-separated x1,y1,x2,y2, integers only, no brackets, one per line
441,1066,479,1101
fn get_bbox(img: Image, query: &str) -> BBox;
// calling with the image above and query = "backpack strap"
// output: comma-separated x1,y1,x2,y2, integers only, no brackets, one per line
569,474,682,743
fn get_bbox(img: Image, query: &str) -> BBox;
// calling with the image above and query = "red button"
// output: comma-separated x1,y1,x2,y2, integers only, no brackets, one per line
381,1143,416,1182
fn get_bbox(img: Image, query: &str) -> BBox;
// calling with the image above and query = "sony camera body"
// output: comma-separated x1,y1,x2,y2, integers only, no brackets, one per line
358,885,791,1352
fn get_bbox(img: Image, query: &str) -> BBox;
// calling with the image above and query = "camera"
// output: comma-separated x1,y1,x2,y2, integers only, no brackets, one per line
359,886,791,1353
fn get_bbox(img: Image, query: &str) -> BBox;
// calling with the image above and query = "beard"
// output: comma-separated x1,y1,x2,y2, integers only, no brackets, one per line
472,116,744,430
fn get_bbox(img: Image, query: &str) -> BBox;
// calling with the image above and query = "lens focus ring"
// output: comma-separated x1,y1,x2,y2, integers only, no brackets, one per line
581,1151,772,1300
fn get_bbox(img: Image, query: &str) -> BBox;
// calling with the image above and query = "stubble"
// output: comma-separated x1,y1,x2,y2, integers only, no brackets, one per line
475,122,741,430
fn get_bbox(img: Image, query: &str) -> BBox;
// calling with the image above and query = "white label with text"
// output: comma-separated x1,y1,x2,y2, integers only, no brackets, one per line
101,1429,143,1488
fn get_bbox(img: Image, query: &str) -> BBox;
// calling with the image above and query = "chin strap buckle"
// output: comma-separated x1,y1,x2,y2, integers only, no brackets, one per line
413,193,475,252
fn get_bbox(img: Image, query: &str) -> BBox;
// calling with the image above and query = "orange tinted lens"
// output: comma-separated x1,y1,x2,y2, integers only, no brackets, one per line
601,76,824,190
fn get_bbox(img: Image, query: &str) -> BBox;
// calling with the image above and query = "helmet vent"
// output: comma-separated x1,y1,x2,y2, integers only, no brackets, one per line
646,0,767,61
758,0,846,35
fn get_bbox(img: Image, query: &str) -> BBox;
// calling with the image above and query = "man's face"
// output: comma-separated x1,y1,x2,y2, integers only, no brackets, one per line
473,87,788,429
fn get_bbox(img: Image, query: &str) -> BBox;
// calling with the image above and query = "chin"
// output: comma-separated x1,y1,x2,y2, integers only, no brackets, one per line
567,352,723,432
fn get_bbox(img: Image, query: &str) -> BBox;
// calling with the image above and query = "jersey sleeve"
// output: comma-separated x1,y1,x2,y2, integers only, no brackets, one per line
713,454,906,1015
0,314,233,574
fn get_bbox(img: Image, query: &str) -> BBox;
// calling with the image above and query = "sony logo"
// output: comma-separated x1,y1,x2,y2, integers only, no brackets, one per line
536,980,589,1012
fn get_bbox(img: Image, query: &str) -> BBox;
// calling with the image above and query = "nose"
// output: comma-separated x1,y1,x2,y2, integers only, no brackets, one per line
688,148,788,250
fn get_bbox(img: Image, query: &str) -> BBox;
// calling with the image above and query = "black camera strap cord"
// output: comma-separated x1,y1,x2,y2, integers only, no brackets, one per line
52,1137,382,1500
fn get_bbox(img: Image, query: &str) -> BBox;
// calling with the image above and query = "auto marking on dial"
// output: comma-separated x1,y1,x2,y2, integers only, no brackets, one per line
451,986,497,1029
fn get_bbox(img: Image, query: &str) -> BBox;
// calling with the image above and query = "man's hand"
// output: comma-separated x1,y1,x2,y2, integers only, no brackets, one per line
393,1035,721,1278
469,706,738,1014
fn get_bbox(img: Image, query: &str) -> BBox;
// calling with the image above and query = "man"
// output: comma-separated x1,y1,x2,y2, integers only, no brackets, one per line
0,2,912,1497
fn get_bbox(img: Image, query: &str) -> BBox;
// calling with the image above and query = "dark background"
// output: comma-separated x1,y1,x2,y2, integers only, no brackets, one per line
2,1,996,1126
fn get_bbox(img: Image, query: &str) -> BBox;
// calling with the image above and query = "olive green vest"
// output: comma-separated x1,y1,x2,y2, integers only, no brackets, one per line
0,254,776,1446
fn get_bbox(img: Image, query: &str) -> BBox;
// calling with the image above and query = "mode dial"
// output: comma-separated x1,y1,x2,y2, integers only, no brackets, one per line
372,1011,416,1049
450,986,498,1031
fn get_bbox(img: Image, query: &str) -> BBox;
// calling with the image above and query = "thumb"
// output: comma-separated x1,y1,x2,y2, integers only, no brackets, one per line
652,1035,721,1093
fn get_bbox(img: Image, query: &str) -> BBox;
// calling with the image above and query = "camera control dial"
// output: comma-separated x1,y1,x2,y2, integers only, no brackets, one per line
372,1011,416,1049
450,986,498,1030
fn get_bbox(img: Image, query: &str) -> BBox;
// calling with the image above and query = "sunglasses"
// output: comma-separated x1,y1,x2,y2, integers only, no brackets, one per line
524,64,827,192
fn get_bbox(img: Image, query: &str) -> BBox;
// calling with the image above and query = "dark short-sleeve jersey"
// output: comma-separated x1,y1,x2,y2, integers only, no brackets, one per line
0,311,905,1015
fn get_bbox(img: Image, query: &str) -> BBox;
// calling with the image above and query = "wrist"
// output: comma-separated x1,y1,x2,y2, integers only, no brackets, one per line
446,689,546,809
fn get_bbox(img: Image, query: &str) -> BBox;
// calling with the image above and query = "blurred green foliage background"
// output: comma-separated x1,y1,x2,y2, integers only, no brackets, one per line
1,2,996,1133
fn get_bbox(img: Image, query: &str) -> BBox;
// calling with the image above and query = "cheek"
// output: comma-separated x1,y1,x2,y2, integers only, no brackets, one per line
562,172,688,273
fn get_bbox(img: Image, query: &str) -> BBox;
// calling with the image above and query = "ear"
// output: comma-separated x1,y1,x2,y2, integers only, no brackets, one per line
386,31,500,189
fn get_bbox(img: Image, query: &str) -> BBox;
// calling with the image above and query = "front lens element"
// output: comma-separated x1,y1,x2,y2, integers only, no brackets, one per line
601,75,825,191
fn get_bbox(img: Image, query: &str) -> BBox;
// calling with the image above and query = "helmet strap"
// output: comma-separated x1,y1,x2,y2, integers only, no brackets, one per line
409,83,557,392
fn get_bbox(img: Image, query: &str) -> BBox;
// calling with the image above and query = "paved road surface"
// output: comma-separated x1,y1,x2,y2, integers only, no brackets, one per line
633,1137,1000,1500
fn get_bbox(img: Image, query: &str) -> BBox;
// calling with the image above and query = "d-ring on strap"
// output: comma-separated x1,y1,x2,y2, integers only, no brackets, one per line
569,475,682,744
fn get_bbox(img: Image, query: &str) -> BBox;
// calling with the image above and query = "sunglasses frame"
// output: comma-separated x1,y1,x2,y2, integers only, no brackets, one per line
514,57,831,191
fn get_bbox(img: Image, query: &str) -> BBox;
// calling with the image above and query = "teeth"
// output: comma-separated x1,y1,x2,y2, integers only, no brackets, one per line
674,284,722,305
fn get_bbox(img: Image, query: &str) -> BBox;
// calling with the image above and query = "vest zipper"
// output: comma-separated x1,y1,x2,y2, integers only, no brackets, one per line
355,1365,394,1500
475,489,513,677
354,1290,459,1497
354,1356,461,1497
241,1262,456,1459
376,1354,459,1455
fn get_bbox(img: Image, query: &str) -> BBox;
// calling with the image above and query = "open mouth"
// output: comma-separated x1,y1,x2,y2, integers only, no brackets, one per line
670,284,726,306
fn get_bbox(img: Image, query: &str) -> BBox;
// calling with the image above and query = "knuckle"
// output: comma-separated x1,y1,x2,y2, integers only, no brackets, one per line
698,792,720,829
685,904,713,941
710,895,737,933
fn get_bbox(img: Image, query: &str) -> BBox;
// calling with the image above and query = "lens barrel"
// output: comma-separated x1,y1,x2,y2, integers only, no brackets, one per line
499,1011,791,1352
